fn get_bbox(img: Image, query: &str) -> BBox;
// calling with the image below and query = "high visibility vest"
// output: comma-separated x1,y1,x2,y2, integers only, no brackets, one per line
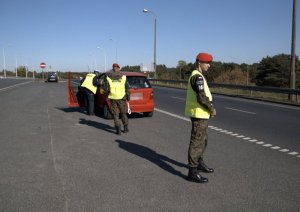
81,74,97,94
107,75,126,100
185,70,212,119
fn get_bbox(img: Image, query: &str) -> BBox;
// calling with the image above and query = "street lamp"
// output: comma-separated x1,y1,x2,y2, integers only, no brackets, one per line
97,46,107,72
2,47,6,78
109,38,118,63
143,8,157,79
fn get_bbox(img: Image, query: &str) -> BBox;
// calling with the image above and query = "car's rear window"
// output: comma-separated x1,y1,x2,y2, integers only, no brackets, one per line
127,76,151,89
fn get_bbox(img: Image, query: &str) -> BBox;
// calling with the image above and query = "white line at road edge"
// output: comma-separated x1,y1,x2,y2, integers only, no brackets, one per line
154,108,299,159
225,107,256,115
0,81,33,92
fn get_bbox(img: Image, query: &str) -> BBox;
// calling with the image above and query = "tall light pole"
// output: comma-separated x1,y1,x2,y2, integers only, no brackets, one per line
109,38,118,63
143,8,157,79
2,47,6,78
290,0,297,101
97,46,107,72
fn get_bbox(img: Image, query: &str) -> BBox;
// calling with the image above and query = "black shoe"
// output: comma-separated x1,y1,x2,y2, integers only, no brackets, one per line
198,158,214,173
123,125,129,133
116,127,121,135
187,167,208,183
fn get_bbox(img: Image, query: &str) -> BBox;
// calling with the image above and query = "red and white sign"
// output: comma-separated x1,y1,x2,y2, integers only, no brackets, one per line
40,62,46,69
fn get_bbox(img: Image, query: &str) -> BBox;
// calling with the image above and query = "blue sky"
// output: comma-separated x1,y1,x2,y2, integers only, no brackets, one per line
0,0,299,72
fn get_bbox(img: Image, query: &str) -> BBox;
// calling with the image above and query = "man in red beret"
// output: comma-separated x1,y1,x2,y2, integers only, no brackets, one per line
185,52,216,183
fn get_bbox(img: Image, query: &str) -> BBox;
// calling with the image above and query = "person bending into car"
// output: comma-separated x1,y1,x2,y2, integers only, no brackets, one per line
80,70,101,116
104,63,130,135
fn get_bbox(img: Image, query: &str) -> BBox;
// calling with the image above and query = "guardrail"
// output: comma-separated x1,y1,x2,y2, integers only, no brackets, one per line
149,79,300,104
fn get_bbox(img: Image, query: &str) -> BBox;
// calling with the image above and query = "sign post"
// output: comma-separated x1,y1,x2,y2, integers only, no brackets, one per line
40,62,46,81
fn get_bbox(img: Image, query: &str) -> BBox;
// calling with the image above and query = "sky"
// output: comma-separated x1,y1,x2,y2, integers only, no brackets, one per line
0,0,299,72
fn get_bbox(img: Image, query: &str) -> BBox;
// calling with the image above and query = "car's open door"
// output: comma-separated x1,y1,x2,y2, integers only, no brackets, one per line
68,72,85,107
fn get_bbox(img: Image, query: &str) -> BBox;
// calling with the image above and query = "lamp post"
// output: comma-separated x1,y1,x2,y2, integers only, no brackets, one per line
289,0,297,101
2,47,6,78
143,8,157,79
97,46,107,72
109,38,118,63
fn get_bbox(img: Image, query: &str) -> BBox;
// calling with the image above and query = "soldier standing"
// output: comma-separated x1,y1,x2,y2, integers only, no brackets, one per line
105,63,130,135
185,52,216,183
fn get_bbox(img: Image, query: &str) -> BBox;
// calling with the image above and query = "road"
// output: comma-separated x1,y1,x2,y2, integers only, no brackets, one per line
0,79,299,212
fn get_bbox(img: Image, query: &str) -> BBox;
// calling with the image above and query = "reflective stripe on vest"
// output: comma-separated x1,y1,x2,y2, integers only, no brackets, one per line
107,75,126,100
185,70,212,119
81,74,97,94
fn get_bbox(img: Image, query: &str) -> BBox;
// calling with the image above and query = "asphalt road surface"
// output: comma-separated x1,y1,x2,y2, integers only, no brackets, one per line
0,79,299,212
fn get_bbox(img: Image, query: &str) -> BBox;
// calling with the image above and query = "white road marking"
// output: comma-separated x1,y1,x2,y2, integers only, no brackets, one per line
225,107,256,115
263,144,273,147
0,81,33,92
171,96,185,101
154,107,299,159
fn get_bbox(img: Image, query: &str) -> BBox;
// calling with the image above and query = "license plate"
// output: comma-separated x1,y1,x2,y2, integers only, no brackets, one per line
131,93,143,100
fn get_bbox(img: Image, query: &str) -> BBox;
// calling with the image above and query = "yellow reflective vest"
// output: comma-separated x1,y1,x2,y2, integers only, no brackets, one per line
81,74,97,94
107,75,126,100
185,70,212,119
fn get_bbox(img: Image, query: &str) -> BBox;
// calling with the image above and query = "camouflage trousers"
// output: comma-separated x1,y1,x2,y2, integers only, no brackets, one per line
188,117,209,167
110,99,128,128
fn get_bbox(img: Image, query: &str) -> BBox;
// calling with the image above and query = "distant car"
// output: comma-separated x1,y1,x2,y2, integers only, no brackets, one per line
96,72,154,119
47,72,58,82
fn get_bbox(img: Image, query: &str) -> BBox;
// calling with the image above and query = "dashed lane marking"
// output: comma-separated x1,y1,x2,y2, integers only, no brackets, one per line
154,108,299,159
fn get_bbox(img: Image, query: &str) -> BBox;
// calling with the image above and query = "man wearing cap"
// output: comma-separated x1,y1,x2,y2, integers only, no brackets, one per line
104,63,130,135
80,70,101,116
185,52,216,183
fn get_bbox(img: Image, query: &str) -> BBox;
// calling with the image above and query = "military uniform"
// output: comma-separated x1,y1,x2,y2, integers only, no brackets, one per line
185,53,216,183
105,67,130,134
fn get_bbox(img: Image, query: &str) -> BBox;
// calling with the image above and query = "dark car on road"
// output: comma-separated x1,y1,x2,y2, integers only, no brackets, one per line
47,72,58,82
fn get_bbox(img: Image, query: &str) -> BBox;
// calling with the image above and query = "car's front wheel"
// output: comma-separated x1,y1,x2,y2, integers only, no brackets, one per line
103,103,113,119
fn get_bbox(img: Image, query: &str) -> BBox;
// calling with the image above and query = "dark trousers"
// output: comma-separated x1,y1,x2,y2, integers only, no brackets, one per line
83,88,95,115
110,99,128,128
188,117,208,167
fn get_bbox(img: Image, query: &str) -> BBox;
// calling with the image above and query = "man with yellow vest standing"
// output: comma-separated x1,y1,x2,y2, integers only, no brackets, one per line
185,53,216,183
81,70,101,116
105,63,130,135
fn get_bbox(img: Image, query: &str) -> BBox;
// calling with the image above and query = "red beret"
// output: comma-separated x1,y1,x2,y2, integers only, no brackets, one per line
112,63,120,68
196,53,213,63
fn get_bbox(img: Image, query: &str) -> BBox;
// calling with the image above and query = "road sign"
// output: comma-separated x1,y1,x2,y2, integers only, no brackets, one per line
40,62,46,69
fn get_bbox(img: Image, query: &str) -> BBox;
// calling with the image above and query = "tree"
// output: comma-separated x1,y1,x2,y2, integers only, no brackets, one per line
254,54,300,88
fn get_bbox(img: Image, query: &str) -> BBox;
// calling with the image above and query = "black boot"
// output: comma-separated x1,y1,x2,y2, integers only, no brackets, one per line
198,157,214,173
123,125,129,133
187,167,208,183
116,127,121,135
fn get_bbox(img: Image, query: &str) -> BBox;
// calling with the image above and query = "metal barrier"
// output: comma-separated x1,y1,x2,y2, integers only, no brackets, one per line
149,79,300,104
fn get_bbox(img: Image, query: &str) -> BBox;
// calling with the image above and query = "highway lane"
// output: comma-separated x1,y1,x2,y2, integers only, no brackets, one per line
0,78,33,90
0,80,299,211
153,86,300,154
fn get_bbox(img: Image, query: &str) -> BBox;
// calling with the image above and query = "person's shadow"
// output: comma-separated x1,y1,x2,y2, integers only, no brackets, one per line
115,139,187,180
79,118,116,134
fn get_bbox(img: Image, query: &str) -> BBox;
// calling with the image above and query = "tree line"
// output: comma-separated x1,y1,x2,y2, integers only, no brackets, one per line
3,53,299,88
122,53,299,89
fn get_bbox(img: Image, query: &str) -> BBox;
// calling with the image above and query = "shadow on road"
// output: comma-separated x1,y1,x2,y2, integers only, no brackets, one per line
79,118,116,134
115,139,187,180
57,106,86,114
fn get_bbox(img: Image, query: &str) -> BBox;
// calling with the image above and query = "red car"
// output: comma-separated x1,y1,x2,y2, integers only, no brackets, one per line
95,71,154,119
